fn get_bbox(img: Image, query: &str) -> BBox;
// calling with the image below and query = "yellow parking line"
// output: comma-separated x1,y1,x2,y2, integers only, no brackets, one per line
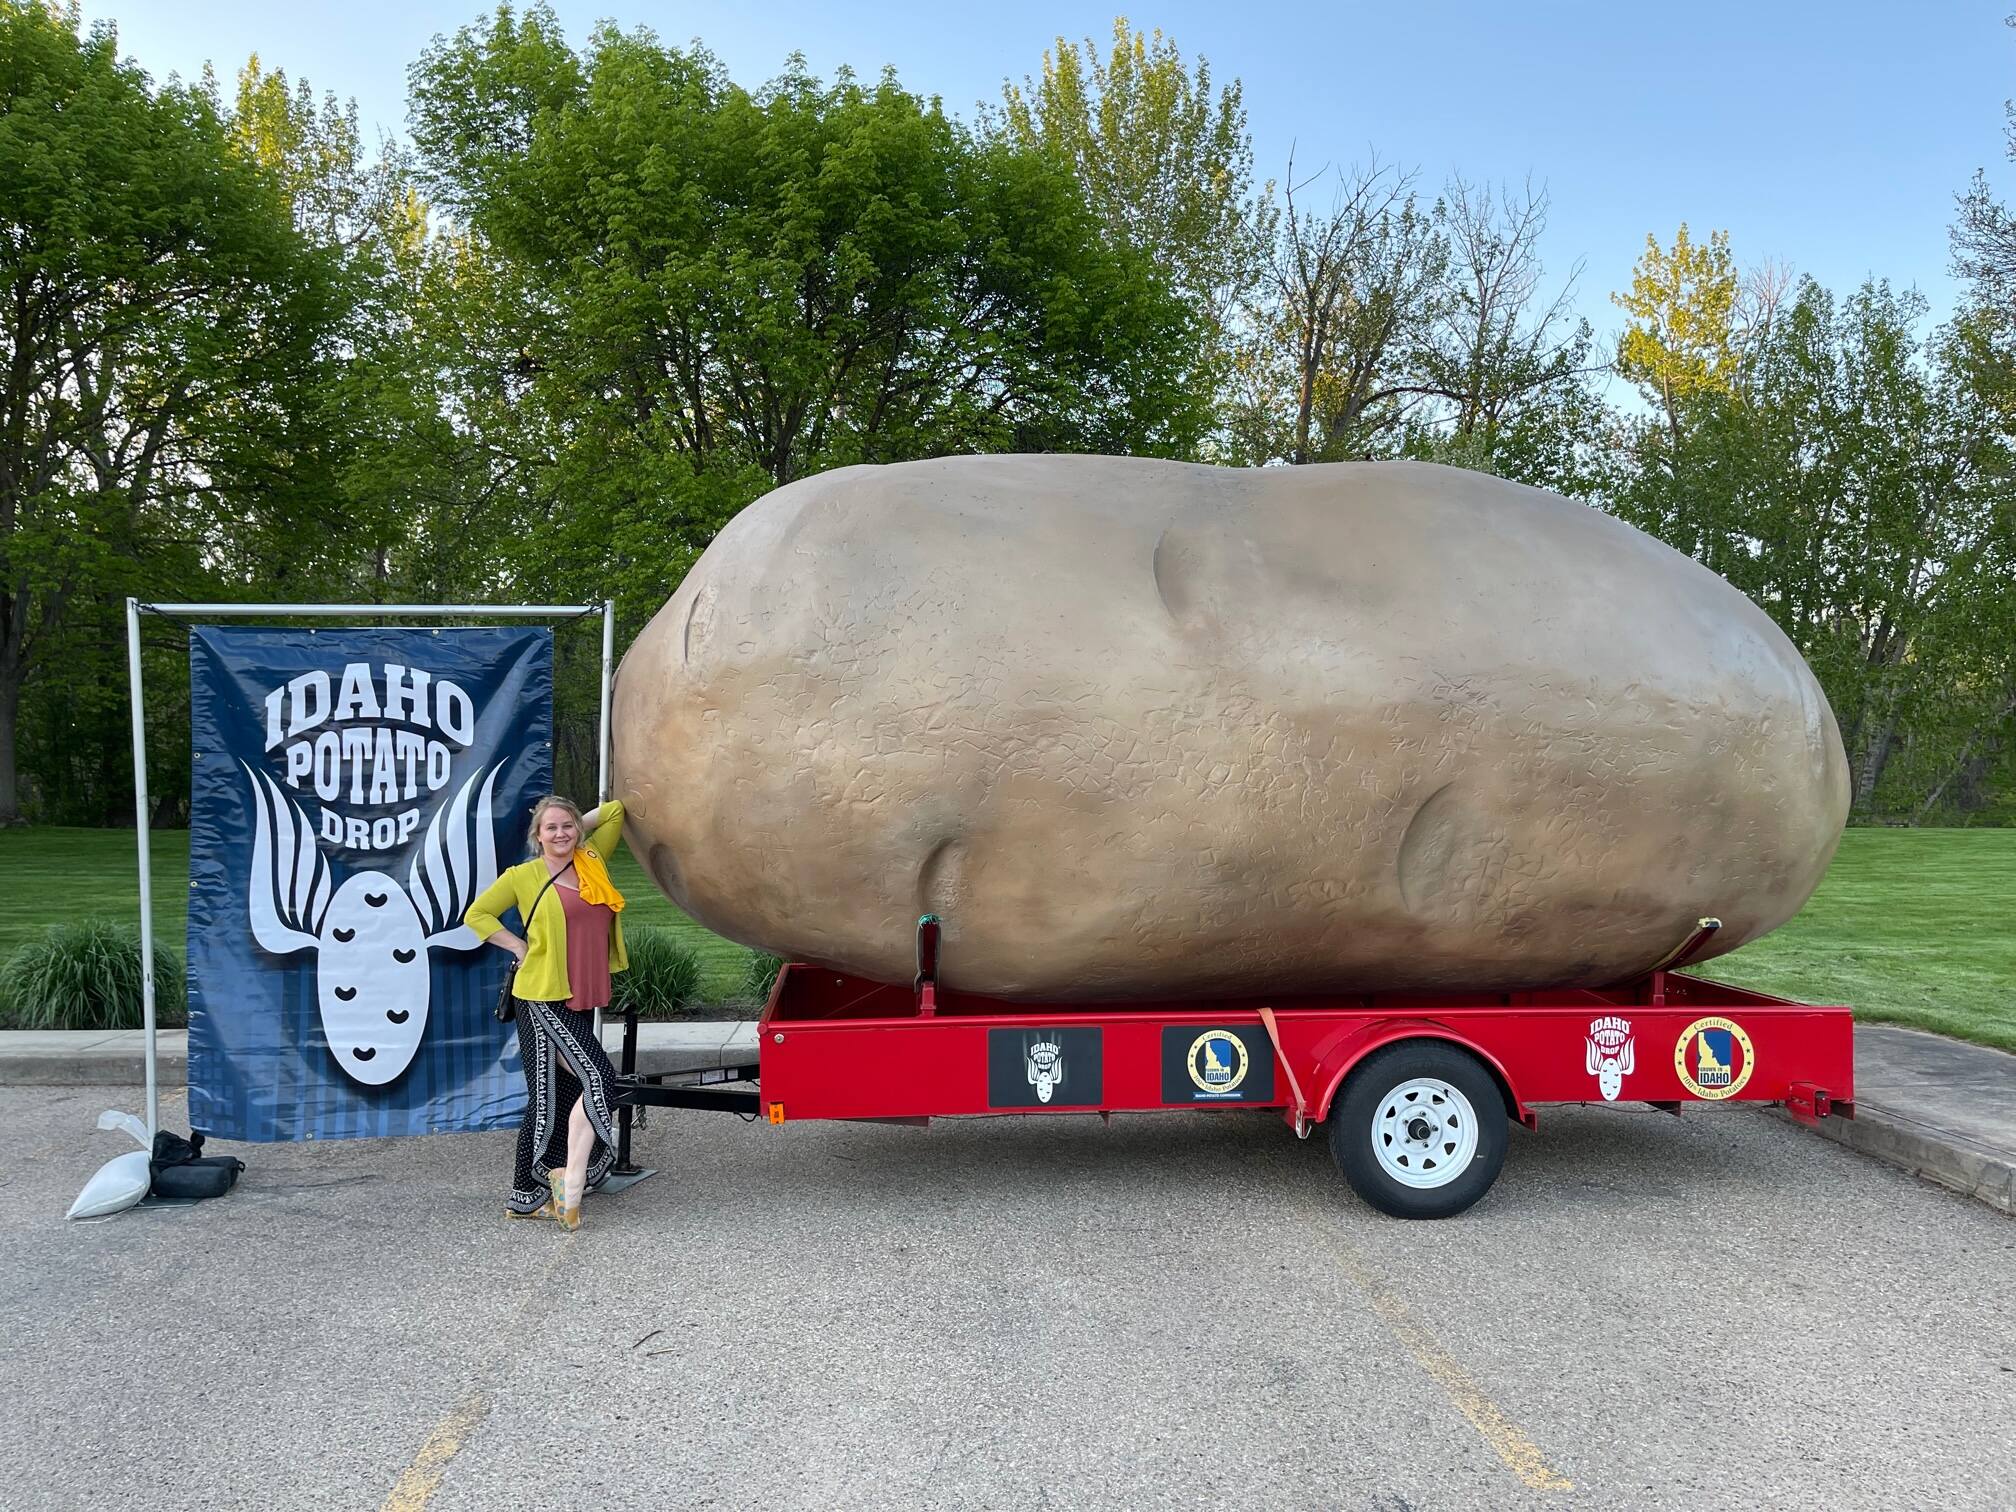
381,1390,492,1512
1326,1234,1574,1492
381,1245,569,1509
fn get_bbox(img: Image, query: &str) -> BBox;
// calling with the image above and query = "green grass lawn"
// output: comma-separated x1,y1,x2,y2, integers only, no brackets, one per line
1690,828,2016,1053
1,825,2010,1048
0,826,756,1004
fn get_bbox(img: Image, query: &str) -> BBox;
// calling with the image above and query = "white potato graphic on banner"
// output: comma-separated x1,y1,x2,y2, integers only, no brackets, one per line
243,760,503,1085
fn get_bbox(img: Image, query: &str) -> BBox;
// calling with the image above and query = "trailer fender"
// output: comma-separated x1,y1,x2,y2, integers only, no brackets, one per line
1309,1019,1535,1130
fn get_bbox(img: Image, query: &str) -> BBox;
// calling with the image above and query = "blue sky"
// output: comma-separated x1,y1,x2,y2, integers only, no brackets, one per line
84,1,2016,352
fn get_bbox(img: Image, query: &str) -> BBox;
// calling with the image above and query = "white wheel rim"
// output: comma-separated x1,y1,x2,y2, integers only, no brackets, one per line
1369,1077,1480,1189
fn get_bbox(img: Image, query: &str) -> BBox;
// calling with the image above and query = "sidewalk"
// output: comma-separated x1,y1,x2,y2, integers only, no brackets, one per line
0,1018,760,1087
2,1019,2009,1214
1789,1023,2016,1216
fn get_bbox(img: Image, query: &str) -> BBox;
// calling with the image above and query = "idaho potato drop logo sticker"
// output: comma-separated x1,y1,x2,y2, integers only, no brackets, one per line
1674,1016,1755,1100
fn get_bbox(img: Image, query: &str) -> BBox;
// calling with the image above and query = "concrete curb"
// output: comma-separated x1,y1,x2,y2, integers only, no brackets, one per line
0,1021,761,1088
623,1020,762,1077
1782,1102,2016,1216
0,1031,187,1087
1771,1023,2016,1219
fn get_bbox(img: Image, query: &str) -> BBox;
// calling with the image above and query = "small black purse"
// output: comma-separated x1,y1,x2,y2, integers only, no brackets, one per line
493,960,521,1023
494,863,572,1023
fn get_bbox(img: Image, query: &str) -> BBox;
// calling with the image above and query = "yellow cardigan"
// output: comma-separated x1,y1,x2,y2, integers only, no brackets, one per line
465,800,629,1003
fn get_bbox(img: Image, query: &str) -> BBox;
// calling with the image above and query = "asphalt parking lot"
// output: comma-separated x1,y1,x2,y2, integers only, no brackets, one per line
5,1085,2012,1511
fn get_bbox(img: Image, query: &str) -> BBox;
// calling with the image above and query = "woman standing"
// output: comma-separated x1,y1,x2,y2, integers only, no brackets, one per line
465,796,628,1229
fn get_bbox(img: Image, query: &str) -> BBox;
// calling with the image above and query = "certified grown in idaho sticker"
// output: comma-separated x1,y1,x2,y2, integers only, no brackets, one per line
1674,1017,1755,1100
1186,1030,1250,1096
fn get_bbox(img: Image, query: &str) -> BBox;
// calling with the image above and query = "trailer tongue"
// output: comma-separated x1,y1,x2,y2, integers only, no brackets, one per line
611,915,1854,1219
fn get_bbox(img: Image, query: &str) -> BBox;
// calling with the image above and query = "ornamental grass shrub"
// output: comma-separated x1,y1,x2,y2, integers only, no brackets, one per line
740,950,784,1003
0,919,187,1031
609,925,705,1018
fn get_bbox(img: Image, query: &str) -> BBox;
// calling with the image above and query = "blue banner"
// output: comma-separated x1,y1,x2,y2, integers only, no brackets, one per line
187,625,552,1142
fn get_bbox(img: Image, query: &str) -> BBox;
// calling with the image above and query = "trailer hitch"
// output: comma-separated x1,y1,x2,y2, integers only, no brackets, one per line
612,1064,762,1115
1783,1082,1848,1123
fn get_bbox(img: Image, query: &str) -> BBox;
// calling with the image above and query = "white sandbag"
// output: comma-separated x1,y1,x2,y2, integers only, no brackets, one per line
97,1108,148,1145
67,1149,151,1220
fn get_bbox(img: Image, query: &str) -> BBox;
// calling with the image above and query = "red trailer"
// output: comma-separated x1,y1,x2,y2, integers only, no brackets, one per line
612,916,1854,1218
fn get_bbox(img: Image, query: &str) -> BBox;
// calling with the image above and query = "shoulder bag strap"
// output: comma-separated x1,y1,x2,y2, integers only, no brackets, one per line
525,859,576,938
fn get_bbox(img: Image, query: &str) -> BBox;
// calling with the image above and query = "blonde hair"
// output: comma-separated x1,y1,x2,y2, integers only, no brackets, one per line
525,795,585,856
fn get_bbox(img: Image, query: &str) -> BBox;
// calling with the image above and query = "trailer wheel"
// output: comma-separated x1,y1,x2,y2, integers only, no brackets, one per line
1330,1042,1508,1219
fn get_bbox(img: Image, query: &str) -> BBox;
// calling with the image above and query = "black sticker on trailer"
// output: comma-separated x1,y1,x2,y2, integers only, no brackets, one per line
987,1027,1103,1110
1161,1025,1276,1103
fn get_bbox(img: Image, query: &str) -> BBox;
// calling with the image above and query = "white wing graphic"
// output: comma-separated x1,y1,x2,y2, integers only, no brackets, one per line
243,762,330,955
408,760,503,948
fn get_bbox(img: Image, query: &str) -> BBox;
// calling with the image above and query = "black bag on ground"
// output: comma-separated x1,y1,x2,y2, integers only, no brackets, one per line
151,1157,246,1200
152,1129,204,1166
149,1129,245,1200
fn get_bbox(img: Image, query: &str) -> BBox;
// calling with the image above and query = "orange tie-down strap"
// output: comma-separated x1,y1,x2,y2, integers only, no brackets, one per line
1256,1006,1311,1138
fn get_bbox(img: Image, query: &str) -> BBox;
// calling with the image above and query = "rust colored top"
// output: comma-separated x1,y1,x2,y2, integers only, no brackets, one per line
558,884,615,1012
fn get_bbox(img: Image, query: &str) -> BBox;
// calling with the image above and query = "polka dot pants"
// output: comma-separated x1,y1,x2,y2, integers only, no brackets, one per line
506,998,619,1214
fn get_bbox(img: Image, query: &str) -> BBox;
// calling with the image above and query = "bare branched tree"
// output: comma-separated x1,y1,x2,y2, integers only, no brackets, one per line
1417,176,1593,445
1955,168,2016,308
1733,257,1797,381
1238,151,1447,463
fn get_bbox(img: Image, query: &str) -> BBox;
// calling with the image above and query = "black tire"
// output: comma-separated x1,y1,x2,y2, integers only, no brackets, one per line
1329,1041,1509,1218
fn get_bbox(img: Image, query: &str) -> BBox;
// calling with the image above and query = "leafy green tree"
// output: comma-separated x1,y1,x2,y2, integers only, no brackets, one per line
1611,224,1743,437
989,18,1258,442
230,56,423,255
1936,42,2016,821
1606,272,2016,821
222,76,513,613
406,5,1209,625
0,2,353,823
1953,14,2016,314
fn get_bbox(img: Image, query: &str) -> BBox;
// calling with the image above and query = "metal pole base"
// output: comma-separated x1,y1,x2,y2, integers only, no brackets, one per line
597,1167,658,1196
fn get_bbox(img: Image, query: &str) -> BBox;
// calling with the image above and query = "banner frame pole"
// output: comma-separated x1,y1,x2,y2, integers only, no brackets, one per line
597,600,615,802
137,603,600,618
594,599,619,1127
119,599,597,1152
126,597,160,1143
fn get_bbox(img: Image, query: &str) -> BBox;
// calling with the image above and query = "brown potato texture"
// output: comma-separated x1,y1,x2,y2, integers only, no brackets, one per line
613,457,1849,998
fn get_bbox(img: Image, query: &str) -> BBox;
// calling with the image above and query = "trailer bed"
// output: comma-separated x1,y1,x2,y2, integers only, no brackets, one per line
755,964,1853,1126
612,917,1853,1217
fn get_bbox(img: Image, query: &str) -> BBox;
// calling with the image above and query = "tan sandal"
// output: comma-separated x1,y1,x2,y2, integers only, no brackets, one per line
551,1172,580,1231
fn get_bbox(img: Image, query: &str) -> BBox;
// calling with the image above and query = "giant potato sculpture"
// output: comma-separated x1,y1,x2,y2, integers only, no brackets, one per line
613,457,1848,999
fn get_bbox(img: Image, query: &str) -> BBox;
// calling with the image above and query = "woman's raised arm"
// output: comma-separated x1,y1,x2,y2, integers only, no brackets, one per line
584,798,624,857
